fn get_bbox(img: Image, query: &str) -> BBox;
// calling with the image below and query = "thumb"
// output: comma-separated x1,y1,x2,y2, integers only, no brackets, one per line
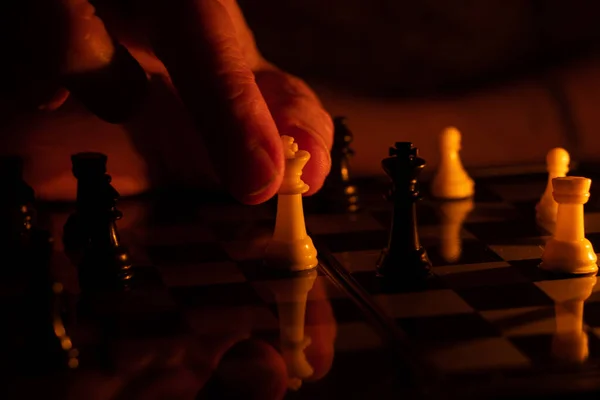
147,0,284,204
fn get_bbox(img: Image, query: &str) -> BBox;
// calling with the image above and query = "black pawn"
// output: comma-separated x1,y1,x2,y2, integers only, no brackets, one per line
318,116,360,212
63,153,133,294
376,142,432,280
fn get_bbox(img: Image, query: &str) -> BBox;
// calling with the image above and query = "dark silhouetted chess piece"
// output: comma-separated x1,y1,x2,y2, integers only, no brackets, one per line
63,153,133,294
317,116,360,213
0,157,75,371
377,142,432,281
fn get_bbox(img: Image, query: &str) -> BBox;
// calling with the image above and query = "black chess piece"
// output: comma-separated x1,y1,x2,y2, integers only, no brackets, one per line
376,142,432,280
0,157,76,371
63,153,133,294
0,156,36,249
317,116,360,213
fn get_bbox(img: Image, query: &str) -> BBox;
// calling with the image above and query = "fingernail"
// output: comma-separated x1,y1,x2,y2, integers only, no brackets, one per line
228,146,279,204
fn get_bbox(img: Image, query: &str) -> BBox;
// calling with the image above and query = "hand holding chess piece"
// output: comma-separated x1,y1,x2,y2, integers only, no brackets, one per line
540,177,598,275
265,136,318,271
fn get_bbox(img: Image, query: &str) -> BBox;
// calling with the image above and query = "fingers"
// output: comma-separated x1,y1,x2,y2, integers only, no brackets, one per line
59,0,148,123
256,69,334,195
147,0,284,205
2,0,147,122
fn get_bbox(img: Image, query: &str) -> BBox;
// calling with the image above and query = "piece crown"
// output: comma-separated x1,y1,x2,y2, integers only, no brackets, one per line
279,136,310,194
552,176,591,204
389,142,418,158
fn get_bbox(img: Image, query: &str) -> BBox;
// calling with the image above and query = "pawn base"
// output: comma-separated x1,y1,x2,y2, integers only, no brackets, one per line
376,247,433,281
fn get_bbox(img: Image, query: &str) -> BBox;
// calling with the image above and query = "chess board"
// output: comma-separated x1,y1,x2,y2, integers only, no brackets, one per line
7,164,600,399
305,163,600,399
1,191,401,400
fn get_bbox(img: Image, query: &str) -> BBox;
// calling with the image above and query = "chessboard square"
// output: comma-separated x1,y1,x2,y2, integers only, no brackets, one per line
508,259,553,282
146,242,229,264
418,225,475,242
334,322,383,351
487,180,546,203
455,283,554,311
396,313,499,342
305,212,384,235
464,202,520,223
464,220,550,242
351,270,446,295
313,230,388,253
480,306,557,336
436,263,530,289
140,224,217,245
535,276,600,303
251,276,346,304
184,305,279,334
508,332,600,366
473,183,507,203
427,337,530,372
329,297,374,323
427,239,503,267
507,334,556,365
158,261,245,288
488,242,545,261
373,289,473,318
584,302,600,328
333,250,380,274
170,282,263,308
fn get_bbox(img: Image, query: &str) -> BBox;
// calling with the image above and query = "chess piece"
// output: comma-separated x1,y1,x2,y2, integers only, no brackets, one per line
540,177,598,275
431,127,474,199
265,136,318,271
437,198,474,263
550,276,596,363
536,147,570,224
377,142,432,280
63,153,133,293
0,156,36,250
266,269,318,390
318,117,360,212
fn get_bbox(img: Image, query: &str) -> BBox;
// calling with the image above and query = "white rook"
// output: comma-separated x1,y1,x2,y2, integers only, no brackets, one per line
540,176,598,274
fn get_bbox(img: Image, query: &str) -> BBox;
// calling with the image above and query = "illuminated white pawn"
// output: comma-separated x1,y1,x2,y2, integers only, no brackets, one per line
431,127,474,199
536,148,570,224
265,136,318,271
540,177,598,275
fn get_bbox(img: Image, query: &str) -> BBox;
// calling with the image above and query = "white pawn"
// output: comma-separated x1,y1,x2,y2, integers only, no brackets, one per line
540,177,598,275
265,136,318,271
431,127,474,199
536,147,570,224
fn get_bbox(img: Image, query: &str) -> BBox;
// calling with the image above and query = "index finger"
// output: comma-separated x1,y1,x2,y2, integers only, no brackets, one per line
146,0,284,204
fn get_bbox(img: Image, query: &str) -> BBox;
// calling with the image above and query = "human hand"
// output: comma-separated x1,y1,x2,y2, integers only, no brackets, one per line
1,0,333,204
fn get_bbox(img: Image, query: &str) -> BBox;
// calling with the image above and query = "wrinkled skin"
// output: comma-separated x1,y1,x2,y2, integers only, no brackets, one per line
0,0,333,204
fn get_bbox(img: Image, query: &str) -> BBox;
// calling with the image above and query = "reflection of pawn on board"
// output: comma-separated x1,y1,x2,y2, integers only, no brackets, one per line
265,136,318,271
266,269,318,390
550,276,597,363
540,177,598,275
536,147,570,226
437,198,474,263
431,127,474,199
